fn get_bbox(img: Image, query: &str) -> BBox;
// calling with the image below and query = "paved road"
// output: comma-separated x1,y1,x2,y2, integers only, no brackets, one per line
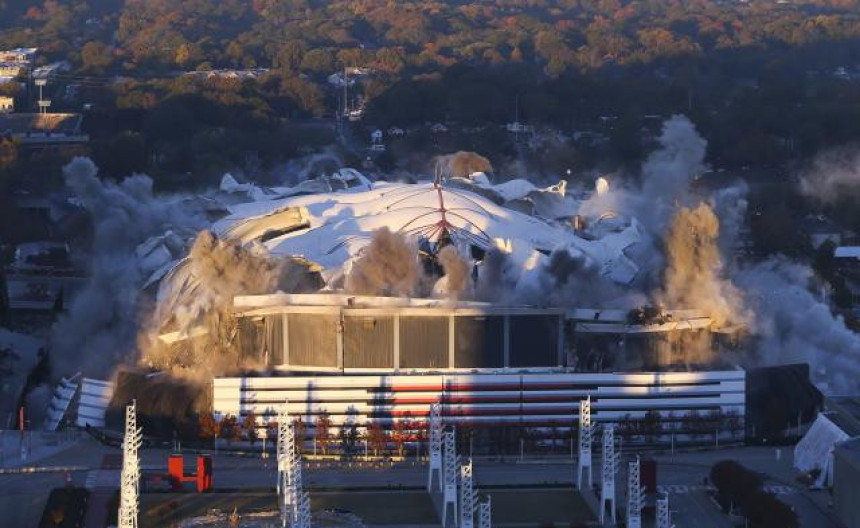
0,436,845,527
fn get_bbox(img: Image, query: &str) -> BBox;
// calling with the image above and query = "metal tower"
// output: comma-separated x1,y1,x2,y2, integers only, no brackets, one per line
600,424,618,525
428,402,443,491
118,400,142,528
460,458,476,528
576,396,593,489
477,496,492,528
442,428,458,526
656,493,673,528
627,456,645,528
278,404,311,528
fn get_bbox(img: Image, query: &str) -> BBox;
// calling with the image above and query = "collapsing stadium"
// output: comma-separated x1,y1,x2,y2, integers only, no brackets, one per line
46,128,833,445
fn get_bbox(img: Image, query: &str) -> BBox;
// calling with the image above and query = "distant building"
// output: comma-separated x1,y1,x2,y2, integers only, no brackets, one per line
0,113,88,146
834,437,860,528
0,48,37,63
32,61,70,81
184,68,270,81
0,95,13,113
0,62,23,78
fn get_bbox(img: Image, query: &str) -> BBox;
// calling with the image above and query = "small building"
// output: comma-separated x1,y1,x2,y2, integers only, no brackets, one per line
0,48,37,63
833,437,860,528
0,113,88,146
0,95,12,113
0,62,23,78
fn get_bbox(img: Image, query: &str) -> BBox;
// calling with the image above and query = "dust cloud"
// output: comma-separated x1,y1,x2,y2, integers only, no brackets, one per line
345,227,422,297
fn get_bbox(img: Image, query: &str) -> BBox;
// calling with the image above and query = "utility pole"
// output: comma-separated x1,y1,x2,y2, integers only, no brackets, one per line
35,78,49,115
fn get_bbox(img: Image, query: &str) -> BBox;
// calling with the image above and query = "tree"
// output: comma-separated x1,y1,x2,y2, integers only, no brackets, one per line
684,410,704,442
724,409,743,440
81,41,113,72
294,417,307,454
277,40,307,72
198,412,219,441
0,136,19,171
220,415,239,445
392,420,407,457
243,411,258,445
368,421,386,456
0,346,18,381
315,412,332,455
642,410,663,444
300,49,335,73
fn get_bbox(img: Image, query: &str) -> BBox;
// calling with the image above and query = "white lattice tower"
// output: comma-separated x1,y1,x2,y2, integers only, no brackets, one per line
576,396,593,489
459,458,476,528
626,456,645,528
297,490,312,528
277,405,292,525
656,493,673,528
442,428,458,526
600,424,617,525
118,400,142,528
277,404,310,528
478,496,491,528
428,402,443,491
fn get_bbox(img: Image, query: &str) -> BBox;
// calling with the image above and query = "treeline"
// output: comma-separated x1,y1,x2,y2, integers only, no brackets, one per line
4,1,860,75
3,1,860,181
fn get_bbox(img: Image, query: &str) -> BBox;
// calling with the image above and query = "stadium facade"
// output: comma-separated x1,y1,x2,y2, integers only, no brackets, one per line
211,294,754,442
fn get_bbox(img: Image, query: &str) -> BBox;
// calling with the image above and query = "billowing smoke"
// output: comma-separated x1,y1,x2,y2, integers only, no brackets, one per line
51,157,207,377
798,146,860,205
474,248,518,303
140,230,320,382
435,151,493,180
517,247,623,307
580,116,708,235
736,258,860,394
638,115,707,231
346,227,422,296
660,203,747,327
434,246,472,300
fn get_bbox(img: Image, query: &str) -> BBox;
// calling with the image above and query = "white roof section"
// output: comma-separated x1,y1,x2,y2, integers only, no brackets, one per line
835,246,860,259
794,413,851,488
75,378,115,428
44,375,81,431
210,180,641,284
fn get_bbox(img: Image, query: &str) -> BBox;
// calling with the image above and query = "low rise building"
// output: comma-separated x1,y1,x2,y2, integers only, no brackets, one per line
0,113,88,146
